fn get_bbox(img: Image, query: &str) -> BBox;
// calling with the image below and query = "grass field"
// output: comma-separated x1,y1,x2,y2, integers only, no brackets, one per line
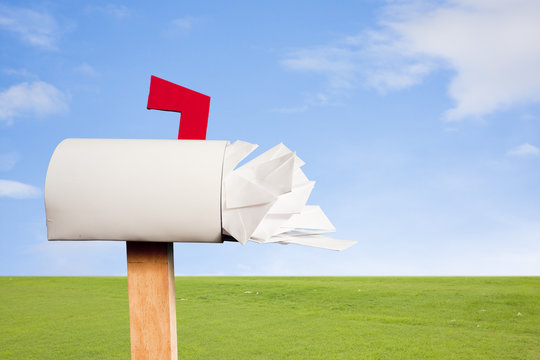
0,277,538,359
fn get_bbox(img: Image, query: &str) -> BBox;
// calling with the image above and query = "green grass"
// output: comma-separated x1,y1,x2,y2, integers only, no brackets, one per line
0,277,538,359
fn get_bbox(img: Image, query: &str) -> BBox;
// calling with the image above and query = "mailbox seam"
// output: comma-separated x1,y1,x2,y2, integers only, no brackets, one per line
219,141,227,242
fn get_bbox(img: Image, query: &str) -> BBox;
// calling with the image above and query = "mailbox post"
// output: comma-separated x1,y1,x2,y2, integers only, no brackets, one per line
126,242,177,359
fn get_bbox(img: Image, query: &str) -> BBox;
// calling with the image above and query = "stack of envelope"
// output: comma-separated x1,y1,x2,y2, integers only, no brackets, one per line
222,141,356,251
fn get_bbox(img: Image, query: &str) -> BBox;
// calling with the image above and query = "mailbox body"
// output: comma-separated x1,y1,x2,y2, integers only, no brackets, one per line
45,139,227,243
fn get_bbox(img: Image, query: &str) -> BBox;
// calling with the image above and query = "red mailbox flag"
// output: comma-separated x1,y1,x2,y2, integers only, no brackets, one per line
146,75,210,140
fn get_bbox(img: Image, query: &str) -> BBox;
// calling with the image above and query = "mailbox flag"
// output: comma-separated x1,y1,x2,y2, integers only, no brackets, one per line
147,75,210,140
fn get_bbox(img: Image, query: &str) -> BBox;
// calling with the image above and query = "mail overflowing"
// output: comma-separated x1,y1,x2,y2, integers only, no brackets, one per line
221,141,356,251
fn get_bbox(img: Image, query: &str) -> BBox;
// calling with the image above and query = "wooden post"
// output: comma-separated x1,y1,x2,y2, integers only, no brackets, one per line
127,242,177,360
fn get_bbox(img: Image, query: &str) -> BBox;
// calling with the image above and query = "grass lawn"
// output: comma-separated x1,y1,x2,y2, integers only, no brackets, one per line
0,276,538,359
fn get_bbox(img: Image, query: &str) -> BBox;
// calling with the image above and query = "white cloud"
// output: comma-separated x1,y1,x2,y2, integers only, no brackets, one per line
0,152,20,172
171,16,199,31
0,81,69,125
521,113,538,121
282,0,540,121
74,63,99,77
90,4,131,19
271,105,309,114
2,68,34,78
282,47,357,90
271,92,330,113
0,5,59,49
507,143,540,157
0,179,40,198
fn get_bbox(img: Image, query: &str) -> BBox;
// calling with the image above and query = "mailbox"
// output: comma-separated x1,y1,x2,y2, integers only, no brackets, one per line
45,138,226,243
45,137,354,250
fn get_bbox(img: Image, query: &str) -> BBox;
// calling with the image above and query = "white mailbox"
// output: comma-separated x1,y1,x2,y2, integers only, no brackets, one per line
45,138,355,250
45,138,227,243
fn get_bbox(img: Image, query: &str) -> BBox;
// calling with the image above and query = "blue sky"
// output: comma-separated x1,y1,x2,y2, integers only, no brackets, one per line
1,0,539,275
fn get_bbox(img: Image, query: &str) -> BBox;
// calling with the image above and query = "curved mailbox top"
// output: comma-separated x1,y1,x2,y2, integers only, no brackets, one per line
45,138,227,243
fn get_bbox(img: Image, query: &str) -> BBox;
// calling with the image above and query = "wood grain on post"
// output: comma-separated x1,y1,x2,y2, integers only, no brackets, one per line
126,242,177,360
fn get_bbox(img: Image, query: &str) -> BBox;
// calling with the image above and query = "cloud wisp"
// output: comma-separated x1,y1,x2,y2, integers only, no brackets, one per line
0,81,69,125
0,152,20,172
86,4,131,20
172,16,199,31
0,5,60,49
507,143,540,157
2,68,35,78
281,0,540,121
0,179,40,199
74,63,99,77
162,16,202,38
